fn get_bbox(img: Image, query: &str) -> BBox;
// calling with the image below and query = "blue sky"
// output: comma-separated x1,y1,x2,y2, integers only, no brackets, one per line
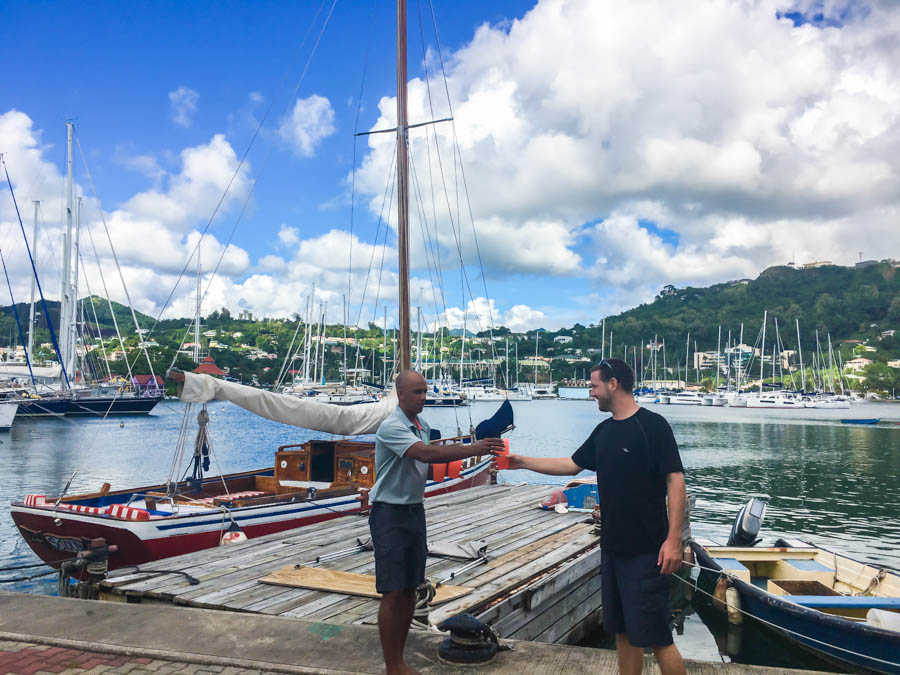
2,0,898,331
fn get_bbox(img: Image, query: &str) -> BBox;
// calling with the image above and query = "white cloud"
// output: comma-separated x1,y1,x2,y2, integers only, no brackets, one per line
277,224,300,247
351,0,900,310
168,86,199,128
278,94,336,157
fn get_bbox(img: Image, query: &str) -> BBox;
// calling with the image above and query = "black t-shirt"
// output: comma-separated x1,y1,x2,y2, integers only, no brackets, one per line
571,407,684,553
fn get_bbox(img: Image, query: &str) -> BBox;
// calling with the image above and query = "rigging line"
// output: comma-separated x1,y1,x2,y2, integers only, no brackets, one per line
403,40,480,338
76,255,113,380
0,249,36,387
2,157,71,389
146,0,338,336
426,0,494,343
78,171,134,384
353,135,398,327
370,172,396,329
415,0,447,307
73,131,155,381
407,149,446,322
348,0,379,334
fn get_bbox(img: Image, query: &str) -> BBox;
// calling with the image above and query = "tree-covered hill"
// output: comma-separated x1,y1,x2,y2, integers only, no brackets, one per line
1,262,898,393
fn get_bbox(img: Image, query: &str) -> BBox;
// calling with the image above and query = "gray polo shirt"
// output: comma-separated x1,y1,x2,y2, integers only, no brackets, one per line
369,406,430,505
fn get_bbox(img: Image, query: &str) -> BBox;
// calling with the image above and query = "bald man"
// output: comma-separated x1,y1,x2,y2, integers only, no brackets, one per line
370,370,504,675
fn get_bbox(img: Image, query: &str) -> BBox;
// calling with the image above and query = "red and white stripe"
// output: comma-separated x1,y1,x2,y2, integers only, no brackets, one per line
56,503,107,516
106,504,151,521
24,494,47,507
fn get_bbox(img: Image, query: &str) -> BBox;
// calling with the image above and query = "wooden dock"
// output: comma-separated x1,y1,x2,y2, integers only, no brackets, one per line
99,483,607,643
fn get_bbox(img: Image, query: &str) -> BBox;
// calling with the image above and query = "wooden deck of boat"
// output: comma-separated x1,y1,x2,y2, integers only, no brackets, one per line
99,483,599,637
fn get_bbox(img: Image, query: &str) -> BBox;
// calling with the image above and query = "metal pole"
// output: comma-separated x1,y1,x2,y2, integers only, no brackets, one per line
396,0,411,372
62,122,74,385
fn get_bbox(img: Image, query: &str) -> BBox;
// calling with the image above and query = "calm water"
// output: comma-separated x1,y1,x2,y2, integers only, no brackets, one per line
2,397,899,665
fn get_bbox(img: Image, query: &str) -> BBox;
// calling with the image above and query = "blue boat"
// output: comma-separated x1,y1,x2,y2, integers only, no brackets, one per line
840,418,880,425
691,501,900,673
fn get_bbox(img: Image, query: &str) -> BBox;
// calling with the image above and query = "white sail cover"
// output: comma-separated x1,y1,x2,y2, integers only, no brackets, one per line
180,372,397,436
0,364,63,379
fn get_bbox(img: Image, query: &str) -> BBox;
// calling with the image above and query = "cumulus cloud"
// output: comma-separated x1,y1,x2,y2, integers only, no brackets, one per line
352,0,900,310
168,86,199,128
278,94,336,157
0,110,252,321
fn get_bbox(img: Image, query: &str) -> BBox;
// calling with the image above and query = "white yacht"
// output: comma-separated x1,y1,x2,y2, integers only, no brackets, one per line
0,400,19,431
669,392,704,405
745,392,804,408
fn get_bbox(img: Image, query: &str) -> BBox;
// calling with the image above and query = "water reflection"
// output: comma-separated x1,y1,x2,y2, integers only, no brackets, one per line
1,399,899,660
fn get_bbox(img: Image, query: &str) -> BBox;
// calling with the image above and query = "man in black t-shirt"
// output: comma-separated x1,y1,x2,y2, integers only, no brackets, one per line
505,359,687,675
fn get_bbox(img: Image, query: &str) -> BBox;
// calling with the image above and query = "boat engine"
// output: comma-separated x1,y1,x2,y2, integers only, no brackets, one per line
727,498,766,547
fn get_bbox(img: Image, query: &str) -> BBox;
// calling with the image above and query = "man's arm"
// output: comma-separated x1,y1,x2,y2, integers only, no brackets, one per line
405,438,505,463
505,454,582,476
658,471,686,575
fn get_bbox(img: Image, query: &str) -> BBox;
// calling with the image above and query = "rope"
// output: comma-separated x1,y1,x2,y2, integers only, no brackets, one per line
1,157,71,388
73,132,156,382
679,560,900,669
412,580,436,629
0,249,36,387
147,0,339,347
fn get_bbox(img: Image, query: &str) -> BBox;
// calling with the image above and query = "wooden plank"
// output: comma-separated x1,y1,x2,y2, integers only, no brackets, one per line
429,527,601,625
525,546,601,610
260,565,470,604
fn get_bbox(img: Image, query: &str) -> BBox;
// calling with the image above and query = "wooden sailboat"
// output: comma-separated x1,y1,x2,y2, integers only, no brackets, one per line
11,0,502,571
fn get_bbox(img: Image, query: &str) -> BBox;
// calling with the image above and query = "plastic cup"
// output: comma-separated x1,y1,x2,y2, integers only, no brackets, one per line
448,460,462,479
501,438,510,454
494,454,510,470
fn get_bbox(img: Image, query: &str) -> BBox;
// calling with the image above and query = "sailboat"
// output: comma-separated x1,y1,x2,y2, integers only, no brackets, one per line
5,127,162,418
10,1,503,570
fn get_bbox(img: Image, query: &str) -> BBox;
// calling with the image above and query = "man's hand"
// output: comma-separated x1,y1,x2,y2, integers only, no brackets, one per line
657,535,683,575
500,453,529,470
166,367,185,383
471,437,505,456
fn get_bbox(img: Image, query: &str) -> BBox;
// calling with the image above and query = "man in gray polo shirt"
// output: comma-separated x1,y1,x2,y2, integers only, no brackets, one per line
370,369,504,675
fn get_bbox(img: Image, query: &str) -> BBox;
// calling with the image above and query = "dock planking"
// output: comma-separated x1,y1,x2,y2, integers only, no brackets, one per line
100,483,603,639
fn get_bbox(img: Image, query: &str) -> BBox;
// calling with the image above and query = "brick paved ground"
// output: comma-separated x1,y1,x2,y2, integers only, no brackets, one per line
0,640,275,675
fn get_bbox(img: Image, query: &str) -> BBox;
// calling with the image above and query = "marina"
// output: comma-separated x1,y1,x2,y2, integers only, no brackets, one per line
2,398,899,670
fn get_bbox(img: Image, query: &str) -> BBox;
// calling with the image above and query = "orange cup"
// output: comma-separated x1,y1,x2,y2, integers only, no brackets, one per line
448,460,462,479
494,454,510,470
433,462,447,482
501,438,510,454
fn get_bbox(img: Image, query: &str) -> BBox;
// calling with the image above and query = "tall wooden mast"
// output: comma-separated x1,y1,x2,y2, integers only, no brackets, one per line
396,0,411,372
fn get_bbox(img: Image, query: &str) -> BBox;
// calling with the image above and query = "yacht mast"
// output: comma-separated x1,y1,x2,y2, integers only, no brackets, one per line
396,0,411,372
61,122,75,388
796,319,805,392
759,311,767,392
27,200,38,363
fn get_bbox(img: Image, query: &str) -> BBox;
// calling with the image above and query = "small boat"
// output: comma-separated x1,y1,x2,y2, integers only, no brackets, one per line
11,414,499,571
0,400,19,431
691,499,900,673
840,418,880,425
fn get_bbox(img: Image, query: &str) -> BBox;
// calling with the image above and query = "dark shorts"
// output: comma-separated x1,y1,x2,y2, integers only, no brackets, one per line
601,550,673,648
369,502,427,594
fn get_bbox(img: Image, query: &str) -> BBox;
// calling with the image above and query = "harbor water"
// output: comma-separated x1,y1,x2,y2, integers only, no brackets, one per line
1,397,898,667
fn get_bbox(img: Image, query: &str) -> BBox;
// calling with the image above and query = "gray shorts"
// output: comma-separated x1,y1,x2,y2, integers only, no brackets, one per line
369,502,426,594
601,550,673,648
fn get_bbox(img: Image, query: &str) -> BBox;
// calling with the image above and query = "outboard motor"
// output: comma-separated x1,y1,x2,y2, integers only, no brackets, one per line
727,498,767,546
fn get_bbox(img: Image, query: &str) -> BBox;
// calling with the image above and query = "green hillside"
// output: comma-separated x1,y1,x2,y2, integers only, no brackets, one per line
1,262,898,394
